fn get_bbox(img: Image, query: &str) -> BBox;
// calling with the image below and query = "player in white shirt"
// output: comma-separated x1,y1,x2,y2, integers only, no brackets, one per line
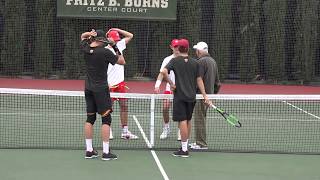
154,39,181,140
106,28,138,140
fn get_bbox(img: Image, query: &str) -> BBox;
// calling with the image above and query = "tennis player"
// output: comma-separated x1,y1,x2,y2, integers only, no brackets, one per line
106,28,138,140
161,39,211,157
80,29,124,160
154,39,181,140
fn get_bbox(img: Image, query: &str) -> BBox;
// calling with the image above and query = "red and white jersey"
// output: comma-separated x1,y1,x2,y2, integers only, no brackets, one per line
107,39,126,86
160,54,175,92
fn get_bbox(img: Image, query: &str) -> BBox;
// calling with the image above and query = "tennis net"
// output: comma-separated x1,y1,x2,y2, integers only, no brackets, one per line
1,88,320,154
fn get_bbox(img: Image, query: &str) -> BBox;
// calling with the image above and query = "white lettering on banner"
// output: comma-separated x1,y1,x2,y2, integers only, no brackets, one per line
74,0,82,5
65,0,168,9
142,0,151,7
89,0,95,5
161,0,168,8
97,0,104,6
87,6,118,12
121,7,147,13
108,0,118,6
124,0,168,8
82,0,88,5
134,0,141,7
124,0,132,7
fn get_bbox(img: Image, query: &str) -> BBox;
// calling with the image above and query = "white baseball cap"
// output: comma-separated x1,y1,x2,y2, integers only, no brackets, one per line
193,42,208,52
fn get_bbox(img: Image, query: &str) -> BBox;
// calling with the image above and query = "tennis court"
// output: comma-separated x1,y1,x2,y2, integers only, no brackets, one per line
1,149,319,180
1,87,320,180
2,0,320,179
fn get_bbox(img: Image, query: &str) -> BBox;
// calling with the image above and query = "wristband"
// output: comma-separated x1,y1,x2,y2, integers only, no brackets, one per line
112,45,121,55
154,80,162,88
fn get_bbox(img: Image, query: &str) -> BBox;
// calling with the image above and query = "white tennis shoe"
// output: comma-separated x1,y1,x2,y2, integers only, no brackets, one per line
160,127,170,139
189,142,208,150
121,131,139,140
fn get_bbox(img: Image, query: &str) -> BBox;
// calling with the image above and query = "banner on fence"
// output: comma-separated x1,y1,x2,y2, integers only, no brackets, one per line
57,0,177,21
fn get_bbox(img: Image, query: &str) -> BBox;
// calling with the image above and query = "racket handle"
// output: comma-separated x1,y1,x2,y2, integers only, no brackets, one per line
210,104,217,109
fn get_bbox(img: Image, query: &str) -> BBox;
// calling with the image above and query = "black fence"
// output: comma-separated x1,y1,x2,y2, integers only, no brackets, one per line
1,0,320,84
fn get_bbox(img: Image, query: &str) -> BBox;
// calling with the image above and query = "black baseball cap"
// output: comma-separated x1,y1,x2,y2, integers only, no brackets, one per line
94,29,106,40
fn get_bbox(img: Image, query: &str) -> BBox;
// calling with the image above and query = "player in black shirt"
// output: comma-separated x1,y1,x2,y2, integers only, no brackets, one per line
162,39,211,157
80,29,125,161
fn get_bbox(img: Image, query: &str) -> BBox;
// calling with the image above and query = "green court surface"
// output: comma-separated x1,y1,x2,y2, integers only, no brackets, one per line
0,149,319,180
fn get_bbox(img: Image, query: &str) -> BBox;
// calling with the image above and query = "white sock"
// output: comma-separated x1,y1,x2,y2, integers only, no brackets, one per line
85,139,93,152
103,141,110,154
181,139,188,152
122,126,128,134
164,123,169,129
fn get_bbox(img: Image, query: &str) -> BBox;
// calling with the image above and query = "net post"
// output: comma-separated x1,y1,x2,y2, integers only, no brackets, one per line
150,94,155,148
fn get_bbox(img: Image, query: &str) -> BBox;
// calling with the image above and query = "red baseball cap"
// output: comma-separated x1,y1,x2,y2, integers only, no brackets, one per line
177,38,189,49
107,30,121,41
170,39,179,47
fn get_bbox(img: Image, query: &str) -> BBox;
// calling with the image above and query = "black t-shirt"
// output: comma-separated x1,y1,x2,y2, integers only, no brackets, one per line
80,40,118,91
165,56,200,102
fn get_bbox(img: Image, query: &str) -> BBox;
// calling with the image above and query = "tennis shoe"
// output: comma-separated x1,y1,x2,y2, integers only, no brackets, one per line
85,149,98,159
177,129,181,141
121,131,139,140
160,127,170,139
189,142,208,150
101,152,118,161
172,148,189,158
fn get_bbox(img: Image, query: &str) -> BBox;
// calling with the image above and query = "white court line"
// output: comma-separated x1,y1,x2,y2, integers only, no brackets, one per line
3,112,320,122
132,115,169,180
283,101,320,121
0,112,85,116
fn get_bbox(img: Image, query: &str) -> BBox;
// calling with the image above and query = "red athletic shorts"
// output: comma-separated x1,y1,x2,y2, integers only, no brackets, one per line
110,81,127,101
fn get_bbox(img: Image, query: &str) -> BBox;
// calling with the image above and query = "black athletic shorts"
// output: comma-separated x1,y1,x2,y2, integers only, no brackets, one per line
85,88,112,114
172,98,196,122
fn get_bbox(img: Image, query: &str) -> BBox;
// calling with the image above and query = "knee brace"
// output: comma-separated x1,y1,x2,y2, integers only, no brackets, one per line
86,113,96,125
101,114,112,126
101,109,112,125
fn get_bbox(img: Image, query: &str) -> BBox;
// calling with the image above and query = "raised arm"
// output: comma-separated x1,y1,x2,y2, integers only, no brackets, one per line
81,29,96,41
109,28,133,44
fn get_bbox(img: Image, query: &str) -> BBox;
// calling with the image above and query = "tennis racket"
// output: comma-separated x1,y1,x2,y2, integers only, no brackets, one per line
210,104,241,128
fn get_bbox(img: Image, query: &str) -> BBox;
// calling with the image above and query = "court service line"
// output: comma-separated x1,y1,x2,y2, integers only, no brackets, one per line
132,115,169,180
283,101,320,120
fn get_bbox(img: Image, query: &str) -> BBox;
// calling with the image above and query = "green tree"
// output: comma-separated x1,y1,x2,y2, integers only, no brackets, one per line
212,0,233,80
239,0,259,82
294,0,319,84
0,0,26,76
61,19,85,79
33,0,54,78
263,0,286,82
177,1,200,46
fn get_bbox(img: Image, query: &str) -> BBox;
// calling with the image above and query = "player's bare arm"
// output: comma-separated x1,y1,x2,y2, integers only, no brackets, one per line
197,77,212,106
116,55,126,65
154,72,164,93
109,28,133,44
161,68,176,92
81,29,96,41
